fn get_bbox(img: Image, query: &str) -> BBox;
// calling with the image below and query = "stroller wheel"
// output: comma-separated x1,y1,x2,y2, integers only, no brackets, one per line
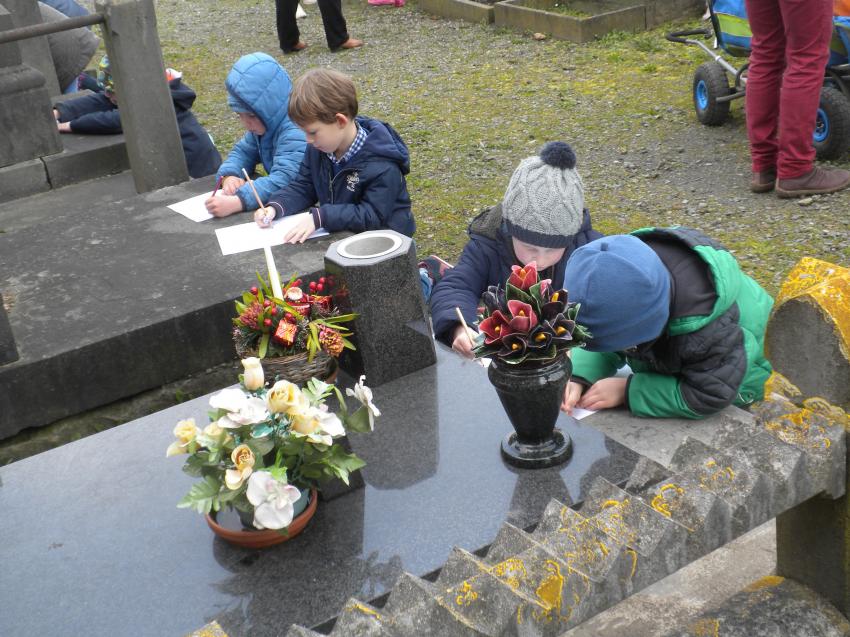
813,86,850,161
693,62,730,126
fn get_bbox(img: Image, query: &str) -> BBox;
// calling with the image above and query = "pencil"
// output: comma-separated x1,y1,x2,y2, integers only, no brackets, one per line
241,168,266,210
455,307,476,349
211,175,223,198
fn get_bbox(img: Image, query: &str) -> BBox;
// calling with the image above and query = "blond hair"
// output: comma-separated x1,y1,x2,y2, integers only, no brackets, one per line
288,68,358,126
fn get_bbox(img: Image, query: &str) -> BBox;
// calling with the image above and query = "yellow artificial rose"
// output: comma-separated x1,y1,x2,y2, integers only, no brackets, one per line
291,411,321,435
203,421,224,437
225,444,255,490
267,380,310,416
241,357,264,391
166,418,200,457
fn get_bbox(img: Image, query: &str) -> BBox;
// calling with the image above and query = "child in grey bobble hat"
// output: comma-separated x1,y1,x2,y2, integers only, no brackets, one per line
429,141,603,358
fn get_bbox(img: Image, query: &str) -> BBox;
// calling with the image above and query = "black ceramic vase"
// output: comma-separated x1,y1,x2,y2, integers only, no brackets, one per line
487,353,573,469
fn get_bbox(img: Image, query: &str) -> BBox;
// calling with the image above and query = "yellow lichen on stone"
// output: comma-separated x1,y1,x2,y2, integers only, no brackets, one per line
348,602,382,619
743,575,785,592
763,371,803,402
491,557,528,590
454,580,479,607
534,560,565,611
651,483,685,518
689,617,720,637
802,397,850,429
184,622,229,637
764,408,832,450
774,257,850,361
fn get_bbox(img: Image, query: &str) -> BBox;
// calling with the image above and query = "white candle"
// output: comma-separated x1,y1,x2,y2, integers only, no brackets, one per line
264,246,283,299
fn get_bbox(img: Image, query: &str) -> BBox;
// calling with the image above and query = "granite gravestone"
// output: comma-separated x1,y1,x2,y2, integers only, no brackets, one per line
0,3,62,167
2,0,61,96
324,230,437,386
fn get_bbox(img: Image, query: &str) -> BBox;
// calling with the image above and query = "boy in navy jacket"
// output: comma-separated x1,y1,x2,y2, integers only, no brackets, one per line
256,68,414,243
429,142,601,357
53,56,221,179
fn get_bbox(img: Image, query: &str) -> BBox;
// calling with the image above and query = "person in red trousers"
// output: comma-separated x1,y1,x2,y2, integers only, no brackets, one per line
746,0,850,197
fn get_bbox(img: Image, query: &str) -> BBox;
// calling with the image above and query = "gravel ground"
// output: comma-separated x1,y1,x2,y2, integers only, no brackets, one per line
148,0,850,294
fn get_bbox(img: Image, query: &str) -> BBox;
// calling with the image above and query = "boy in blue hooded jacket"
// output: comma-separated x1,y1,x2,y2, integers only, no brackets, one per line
206,53,306,218
256,68,414,243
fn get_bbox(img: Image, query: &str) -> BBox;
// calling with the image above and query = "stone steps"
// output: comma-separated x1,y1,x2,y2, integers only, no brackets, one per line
286,396,846,636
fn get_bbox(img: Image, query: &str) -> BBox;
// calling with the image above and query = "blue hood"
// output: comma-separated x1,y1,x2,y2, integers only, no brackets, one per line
354,116,410,175
225,53,292,136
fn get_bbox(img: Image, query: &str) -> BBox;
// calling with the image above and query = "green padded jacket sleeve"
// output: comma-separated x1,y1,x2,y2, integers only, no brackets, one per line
570,348,626,385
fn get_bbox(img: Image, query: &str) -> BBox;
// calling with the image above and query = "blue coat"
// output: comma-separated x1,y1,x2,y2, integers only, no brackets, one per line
55,79,222,179
429,204,601,345
266,116,414,236
216,53,306,211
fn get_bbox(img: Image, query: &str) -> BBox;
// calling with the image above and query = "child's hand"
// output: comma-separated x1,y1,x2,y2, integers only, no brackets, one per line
205,194,243,217
451,324,477,359
283,215,317,244
561,381,584,413
57,121,71,133
53,108,60,121
578,377,628,411
222,176,245,195
254,207,275,228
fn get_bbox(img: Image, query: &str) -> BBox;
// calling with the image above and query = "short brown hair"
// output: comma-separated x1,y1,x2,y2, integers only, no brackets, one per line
288,68,358,126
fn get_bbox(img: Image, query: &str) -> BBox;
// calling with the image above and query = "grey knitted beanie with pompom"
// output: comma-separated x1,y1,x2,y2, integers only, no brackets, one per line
501,141,585,248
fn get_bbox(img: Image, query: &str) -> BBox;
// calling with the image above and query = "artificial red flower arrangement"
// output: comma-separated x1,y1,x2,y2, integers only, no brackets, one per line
472,262,591,365
232,273,356,361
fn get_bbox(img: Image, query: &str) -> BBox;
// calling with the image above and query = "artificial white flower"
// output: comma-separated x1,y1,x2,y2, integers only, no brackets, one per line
224,396,269,427
246,471,302,530
241,357,265,391
209,387,248,413
346,375,381,430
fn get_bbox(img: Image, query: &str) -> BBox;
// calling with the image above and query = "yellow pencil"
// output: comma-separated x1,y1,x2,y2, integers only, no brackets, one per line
455,307,476,349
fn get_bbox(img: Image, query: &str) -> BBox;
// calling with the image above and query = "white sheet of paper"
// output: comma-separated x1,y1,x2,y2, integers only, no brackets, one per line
168,191,215,222
570,406,597,420
215,213,329,255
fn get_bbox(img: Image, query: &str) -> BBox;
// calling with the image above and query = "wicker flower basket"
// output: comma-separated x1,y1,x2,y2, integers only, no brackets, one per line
237,346,337,386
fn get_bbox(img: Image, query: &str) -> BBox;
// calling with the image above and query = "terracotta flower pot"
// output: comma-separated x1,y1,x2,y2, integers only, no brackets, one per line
487,354,573,469
205,488,318,549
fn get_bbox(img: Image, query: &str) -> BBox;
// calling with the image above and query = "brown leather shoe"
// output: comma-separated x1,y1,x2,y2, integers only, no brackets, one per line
337,38,363,50
750,170,776,193
284,41,308,53
776,166,850,198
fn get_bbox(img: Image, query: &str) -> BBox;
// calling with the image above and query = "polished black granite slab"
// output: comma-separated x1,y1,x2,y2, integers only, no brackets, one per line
0,345,639,637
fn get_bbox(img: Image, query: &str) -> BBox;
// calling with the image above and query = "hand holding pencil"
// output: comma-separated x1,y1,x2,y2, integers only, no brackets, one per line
451,307,478,359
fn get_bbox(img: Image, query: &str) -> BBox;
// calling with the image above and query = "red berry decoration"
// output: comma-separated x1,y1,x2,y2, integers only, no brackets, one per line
250,286,259,295
316,283,324,292
263,318,272,327
263,299,272,307
285,312,294,321
295,279,302,287
319,277,326,285
309,281,317,291
270,307,278,316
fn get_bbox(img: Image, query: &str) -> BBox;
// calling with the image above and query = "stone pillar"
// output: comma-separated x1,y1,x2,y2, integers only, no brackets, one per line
324,230,437,387
765,257,850,409
0,293,19,365
2,0,60,96
771,258,850,616
0,4,62,167
95,0,188,192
